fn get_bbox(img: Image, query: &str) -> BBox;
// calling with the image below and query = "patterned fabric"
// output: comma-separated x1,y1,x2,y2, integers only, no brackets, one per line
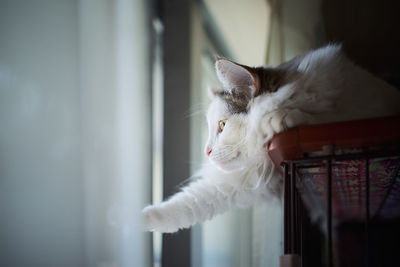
297,155,400,222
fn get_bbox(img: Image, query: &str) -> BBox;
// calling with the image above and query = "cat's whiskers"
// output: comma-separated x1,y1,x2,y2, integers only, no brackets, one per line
211,138,246,162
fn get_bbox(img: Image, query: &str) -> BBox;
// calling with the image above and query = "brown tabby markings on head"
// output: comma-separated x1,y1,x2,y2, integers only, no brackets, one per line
252,67,290,95
216,55,304,114
217,67,293,114
217,89,251,114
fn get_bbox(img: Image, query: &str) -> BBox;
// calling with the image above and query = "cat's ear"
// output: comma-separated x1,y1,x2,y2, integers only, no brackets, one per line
215,59,259,96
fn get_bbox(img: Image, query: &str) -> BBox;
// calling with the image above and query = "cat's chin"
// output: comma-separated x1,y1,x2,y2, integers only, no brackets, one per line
213,162,244,173
210,154,245,173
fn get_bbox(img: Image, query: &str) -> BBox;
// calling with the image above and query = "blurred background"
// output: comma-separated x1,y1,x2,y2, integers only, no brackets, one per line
0,0,399,266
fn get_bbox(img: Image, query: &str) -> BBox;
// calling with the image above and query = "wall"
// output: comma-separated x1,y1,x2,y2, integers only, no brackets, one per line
322,0,400,86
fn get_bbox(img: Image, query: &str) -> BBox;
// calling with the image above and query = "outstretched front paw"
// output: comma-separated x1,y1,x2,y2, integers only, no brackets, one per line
142,205,180,233
142,205,160,232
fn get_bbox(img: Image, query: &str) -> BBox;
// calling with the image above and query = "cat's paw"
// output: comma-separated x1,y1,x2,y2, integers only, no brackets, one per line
142,205,179,233
260,109,311,140
260,109,288,139
284,109,311,128
142,205,162,232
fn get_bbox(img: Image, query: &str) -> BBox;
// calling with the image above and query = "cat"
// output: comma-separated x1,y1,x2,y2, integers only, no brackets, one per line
142,44,400,233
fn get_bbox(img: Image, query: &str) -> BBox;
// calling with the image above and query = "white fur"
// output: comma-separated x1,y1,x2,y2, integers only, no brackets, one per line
143,44,400,233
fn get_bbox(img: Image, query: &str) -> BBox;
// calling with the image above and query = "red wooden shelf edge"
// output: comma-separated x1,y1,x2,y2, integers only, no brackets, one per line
268,116,400,167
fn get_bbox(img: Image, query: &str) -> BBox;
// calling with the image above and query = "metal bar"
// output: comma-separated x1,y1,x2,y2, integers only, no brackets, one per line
365,158,370,267
327,159,333,267
366,159,370,221
299,192,303,267
294,183,299,255
296,164,326,169
291,162,297,254
282,162,290,254
296,183,302,263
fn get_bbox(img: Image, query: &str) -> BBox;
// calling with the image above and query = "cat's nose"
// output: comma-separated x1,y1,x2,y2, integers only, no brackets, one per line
205,147,212,156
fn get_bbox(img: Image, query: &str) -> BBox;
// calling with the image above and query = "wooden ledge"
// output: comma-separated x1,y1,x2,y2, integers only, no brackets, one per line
268,116,400,167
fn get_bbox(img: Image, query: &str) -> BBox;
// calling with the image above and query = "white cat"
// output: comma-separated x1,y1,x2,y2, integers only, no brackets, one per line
142,44,400,233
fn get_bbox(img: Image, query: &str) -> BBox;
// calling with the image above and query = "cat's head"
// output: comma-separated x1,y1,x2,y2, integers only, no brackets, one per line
204,59,269,171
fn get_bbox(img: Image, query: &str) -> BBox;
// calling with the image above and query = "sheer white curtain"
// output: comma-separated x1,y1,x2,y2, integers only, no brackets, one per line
80,0,152,266
0,0,151,266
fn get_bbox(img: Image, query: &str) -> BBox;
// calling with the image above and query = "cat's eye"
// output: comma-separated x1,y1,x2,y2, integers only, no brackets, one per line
219,119,227,131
